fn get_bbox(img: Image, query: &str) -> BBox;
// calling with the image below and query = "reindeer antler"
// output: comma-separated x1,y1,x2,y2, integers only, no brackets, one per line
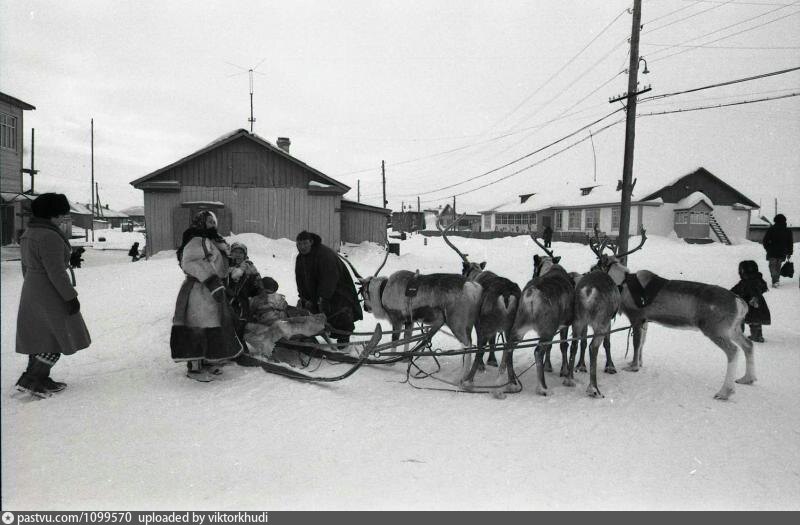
337,254,364,280
613,226,647,259
588,224,610,257
529,228,555,258
437,213,469,263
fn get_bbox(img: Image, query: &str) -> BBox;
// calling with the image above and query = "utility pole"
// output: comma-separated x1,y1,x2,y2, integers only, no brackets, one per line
615,0,643,265
381,160,386,209
453,196,456,227
22,129,38,193
417,196,420,213
774,197,778,216
357,179,360,202
91,118,95,242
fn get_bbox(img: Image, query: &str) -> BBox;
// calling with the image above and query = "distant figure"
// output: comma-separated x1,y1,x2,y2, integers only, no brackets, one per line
762,214,793,287
294,231,363,346
16,193,91,398
543,225,553,248
730,260,770,343
69,246,86,269
128,242,141,262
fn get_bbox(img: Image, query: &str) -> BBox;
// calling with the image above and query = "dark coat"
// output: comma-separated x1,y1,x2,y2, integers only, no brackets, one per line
16,219,91,355
295,235,363,332
731,275,771,325
762,224,793,260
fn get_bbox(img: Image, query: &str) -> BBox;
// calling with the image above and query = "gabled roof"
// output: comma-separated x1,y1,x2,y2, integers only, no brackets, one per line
121,205,145,216
341,199,391,215
639,167,758,208
0,92,36,110
130,129,349,192
674,191,713,210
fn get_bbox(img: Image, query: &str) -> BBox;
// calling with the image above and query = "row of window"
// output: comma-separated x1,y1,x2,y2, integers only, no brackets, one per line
675,211,709,224
494,207,621,231
1,113,17,151
495,213,537,226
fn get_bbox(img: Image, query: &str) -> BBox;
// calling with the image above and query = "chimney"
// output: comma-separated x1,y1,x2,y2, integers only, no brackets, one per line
277,137,291,154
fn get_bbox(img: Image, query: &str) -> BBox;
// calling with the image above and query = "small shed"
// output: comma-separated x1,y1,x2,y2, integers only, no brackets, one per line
341,200,390,245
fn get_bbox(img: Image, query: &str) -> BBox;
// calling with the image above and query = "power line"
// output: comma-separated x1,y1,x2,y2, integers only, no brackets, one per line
644,42,800,49
644,0,736,35
640,65,800,102
419,91,799,204
393,108,624,198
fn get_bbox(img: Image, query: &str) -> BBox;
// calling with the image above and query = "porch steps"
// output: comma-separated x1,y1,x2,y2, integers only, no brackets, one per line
708,213,732,245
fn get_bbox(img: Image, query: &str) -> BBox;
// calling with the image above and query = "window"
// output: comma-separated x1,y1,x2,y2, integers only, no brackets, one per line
585,209,598,230
568,210,581,230
554,210,562,230
1,113,17,151
674,212,688,224
690,212,709,224
611,207,620,230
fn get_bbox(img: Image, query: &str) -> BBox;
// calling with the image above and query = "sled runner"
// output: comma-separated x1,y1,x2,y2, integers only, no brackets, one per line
244,324,383,382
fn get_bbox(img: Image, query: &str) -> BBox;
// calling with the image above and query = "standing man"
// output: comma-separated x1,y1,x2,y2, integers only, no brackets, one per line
294,231,363,345
15,193,91,397
762,214,793,287
543,224,553,248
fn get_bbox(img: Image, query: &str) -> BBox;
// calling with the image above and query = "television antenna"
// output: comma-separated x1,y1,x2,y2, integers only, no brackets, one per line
225,58,267,133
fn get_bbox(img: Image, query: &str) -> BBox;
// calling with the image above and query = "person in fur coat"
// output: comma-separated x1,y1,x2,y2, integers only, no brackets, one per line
294,230,363,345
731,260,771,343
15,193,92,398
170,210,242,381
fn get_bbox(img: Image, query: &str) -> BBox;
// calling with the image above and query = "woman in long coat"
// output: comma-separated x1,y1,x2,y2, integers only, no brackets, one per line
170,210,243,381
16,193,91,398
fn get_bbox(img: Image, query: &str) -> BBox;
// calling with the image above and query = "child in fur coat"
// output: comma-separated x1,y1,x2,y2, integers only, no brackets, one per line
731,260,771,343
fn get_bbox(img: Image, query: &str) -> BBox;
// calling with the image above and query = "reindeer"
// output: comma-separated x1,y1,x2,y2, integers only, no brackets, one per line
572,226,620,376
594,230,756,400
339,250,483,381
437,216,522,389
566,227,622,398
508,235,576,396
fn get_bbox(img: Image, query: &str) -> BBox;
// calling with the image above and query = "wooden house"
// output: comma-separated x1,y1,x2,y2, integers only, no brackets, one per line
0,92,36,245
131,129,389,255
480,167,758,245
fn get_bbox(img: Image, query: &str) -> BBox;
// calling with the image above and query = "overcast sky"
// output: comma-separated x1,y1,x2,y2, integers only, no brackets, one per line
2,0,798,221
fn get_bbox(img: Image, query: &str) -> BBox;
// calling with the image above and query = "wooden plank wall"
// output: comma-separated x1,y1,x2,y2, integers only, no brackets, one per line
0,100,23,193
144,187,341,255
341,206,387,245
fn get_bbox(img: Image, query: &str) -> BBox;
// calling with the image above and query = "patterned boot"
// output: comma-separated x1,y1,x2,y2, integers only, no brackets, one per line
31,354,67,393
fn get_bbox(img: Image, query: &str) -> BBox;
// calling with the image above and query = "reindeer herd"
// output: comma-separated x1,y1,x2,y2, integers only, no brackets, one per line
341,217,757,401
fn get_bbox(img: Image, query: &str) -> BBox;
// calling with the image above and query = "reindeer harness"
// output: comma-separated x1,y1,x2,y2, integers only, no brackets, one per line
622,273,667,308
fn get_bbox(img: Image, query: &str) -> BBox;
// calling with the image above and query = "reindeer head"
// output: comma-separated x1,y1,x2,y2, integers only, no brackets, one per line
338,249,390,314
530,231,560,277
589,225,647,281
437,213,487,279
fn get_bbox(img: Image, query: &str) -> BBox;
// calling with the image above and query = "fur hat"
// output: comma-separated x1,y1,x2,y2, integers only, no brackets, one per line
738,260,759,276
31,193,70,219
191,210,218,230
230,242,248,257
773,214,787,225
261,276,279,293
296,230,321,246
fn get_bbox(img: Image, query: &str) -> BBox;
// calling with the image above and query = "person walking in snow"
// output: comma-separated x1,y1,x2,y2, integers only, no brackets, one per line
731,260,770,343
294,231,362,346
542,225,553,248
170,210,242,381
15,193,92,398
762,213,793,287
128,242,141,262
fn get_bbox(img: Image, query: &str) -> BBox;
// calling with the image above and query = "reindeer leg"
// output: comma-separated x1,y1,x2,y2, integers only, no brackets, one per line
498,337,521,394
708,334,740,400
576,327,588,372
603,335,616,374
564,327,578,388
543,347,553,373
535,342,550,396
733,327,757,386
587,333,605,398
559,328,570,378
461,336,486,387
624,320,646,372
486,335,499,367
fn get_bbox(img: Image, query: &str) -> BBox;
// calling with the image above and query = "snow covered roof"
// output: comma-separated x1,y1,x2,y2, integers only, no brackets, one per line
485,182,660,214
69,201,92,215
121,205,144,216
309,181,331,188
674,191,713,210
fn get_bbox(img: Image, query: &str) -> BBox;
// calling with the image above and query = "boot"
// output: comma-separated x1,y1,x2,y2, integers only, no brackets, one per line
28,354,66,393
748,324,764,343
186,360,214,382
15,372,52,398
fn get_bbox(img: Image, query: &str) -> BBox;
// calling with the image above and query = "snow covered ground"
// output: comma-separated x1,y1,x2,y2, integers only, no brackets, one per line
2,231,799,510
